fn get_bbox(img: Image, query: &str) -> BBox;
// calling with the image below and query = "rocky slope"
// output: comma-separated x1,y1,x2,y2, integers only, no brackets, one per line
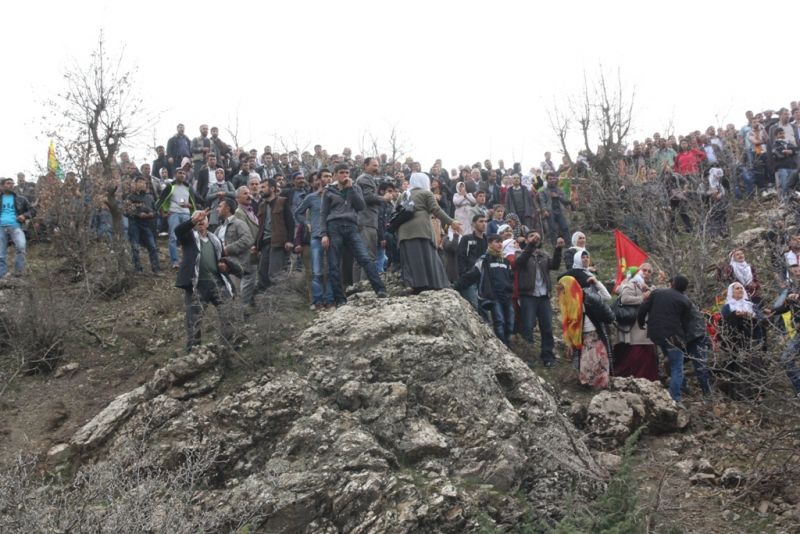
57,289,608,532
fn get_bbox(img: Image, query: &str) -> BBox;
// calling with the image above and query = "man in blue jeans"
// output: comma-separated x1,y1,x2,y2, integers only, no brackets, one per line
637,274,695,407
294,168,334,309
515,230,564,366
320,164,387,306
0,178,31,278
476,234,514,346
157,169,199,269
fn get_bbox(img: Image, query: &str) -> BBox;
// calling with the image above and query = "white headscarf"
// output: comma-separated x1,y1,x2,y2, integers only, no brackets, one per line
726,282,754,314
571,231,586,247
572,248,589,269
708,167,725,196
729,249,753,287
409,172,430,191
502,238,518,258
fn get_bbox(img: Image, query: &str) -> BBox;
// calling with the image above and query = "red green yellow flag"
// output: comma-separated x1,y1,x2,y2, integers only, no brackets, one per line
47,141,64,180
614,229,648,290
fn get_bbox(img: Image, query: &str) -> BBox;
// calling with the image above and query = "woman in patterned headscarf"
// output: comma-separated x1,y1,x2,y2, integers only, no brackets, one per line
504,212,528,244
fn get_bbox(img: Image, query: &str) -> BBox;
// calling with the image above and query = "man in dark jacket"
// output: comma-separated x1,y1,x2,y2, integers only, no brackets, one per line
321,164,387,305
353,157,385,282
637,274,693,404
475,234,514,346
195,154,223,204
504,174,542,235
0,178,31,278
539,172,571,245
516,231,563,365
175,209,242,352
152,145,173,180
166,124,192,172
254,178,295,290
123,176,161,274
454,214,488,314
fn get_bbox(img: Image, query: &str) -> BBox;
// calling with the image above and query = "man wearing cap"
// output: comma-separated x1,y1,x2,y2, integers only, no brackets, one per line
167,123,192,172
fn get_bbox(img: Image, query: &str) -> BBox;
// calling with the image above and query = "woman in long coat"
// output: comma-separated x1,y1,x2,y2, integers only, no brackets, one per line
397,173,463,292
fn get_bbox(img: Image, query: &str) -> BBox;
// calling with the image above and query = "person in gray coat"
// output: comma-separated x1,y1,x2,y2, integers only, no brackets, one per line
215,198,254,296
353,157,385,282
206,168,237,229
396,173,463,292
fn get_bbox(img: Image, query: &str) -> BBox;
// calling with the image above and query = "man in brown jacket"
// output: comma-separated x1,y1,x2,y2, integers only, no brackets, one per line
254,178,295,291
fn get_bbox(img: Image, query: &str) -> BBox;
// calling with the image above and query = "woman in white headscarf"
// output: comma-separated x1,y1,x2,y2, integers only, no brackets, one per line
719,281,766,399
564,231,596,274
716,248,762,305
453,181,476,236
397,172,463,292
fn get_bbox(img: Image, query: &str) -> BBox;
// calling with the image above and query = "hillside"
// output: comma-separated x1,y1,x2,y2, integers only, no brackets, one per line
0,223,799,533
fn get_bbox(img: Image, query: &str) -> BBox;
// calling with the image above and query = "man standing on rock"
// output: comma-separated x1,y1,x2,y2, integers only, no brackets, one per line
636,275,694,408
454,214,488,316
321,164,387,305
353,157,385,283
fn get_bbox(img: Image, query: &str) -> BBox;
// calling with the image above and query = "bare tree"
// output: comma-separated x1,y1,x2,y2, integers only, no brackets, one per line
44,31,146,239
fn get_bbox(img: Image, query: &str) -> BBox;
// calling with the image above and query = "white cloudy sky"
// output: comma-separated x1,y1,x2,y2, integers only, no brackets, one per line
2,0,796,177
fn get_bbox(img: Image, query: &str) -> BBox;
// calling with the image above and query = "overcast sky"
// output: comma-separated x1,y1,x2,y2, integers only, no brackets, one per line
2,1,797,177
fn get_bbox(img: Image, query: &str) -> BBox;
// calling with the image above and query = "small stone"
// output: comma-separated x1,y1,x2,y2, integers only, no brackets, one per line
46,443,74,464
758,500,770,514
54,362,80,378
674,459,695,476
593,452,622,472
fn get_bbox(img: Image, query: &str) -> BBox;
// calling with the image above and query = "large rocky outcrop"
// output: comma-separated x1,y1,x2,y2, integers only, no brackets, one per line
65,290,605,532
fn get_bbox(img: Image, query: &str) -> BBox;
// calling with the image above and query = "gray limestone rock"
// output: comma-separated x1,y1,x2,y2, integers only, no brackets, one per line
586,377,690,448
68,289,606,532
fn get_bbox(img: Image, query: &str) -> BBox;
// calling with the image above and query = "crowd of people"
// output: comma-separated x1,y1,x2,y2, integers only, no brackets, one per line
3,102,800,407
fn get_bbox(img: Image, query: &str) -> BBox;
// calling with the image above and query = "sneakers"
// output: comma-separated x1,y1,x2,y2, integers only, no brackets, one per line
172,263,180,270
376,291,388,299
543,361,555,368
